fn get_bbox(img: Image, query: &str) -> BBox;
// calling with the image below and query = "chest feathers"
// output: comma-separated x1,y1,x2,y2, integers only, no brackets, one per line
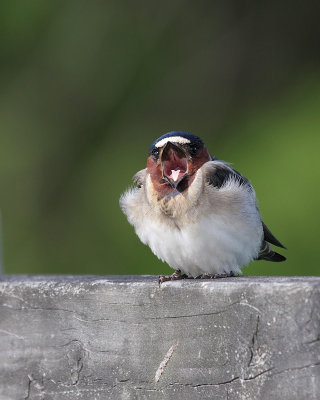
145,170,205,221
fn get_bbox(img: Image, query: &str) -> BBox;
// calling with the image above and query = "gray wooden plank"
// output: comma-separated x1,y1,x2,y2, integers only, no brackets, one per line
0,276,319,400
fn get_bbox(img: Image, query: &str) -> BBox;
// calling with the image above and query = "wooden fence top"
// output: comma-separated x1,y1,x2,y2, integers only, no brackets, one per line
0,275,319,399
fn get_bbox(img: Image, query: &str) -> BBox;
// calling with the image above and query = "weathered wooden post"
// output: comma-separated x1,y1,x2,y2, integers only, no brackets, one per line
0,275,319,399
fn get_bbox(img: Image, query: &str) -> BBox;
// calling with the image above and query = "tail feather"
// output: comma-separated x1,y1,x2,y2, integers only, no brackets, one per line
257,240,286,262
262,222,286,249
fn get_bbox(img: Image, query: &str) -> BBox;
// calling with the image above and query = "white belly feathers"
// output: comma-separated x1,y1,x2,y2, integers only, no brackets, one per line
136,211,261,276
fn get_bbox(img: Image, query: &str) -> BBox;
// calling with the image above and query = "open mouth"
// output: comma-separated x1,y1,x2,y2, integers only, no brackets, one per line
161,142,188,188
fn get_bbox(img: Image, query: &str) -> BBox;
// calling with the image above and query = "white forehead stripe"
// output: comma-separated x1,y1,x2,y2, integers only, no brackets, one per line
155,136,191,148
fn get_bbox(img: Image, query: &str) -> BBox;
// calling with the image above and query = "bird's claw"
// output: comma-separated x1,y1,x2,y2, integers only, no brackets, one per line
159,270,236,285
159,269,189,284
195,272,235,279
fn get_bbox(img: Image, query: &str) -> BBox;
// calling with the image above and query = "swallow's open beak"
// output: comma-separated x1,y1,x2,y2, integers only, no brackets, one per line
161,142,188,188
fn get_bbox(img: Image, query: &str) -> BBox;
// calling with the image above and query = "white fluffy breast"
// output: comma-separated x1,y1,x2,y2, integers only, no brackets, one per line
120,164,263,277
135,210,262,277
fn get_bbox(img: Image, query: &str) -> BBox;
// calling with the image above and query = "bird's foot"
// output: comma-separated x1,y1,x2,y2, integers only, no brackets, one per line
159,269,189,284
195,272,235,279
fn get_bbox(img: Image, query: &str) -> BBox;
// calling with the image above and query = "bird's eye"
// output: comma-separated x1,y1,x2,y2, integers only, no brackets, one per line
190,144,199,155
151,148,159,159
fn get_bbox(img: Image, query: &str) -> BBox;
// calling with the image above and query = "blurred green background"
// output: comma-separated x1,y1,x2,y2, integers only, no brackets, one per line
0,1,319,276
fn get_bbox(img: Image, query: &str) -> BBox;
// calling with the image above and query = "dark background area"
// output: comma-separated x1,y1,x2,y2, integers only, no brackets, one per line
1,1,319,276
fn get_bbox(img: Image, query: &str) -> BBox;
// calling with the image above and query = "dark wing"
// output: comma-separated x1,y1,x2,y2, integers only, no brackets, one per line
262,221,286,249
209,157,286,262
257,240,286,262
208,157,250,188
257,222,286,262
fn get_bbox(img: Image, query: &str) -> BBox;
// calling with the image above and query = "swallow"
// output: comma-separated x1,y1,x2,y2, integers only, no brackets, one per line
120,131,286,281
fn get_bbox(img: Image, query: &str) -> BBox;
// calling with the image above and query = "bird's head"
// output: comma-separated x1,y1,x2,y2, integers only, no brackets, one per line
147,131,211,194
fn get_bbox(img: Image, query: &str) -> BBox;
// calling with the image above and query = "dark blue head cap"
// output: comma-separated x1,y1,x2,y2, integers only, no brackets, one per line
148,131,204,156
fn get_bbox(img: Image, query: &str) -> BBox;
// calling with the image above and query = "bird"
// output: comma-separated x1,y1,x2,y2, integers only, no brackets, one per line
120,131,286,282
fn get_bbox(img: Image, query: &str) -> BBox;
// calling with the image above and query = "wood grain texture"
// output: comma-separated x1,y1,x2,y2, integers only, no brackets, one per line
0,275,319,400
